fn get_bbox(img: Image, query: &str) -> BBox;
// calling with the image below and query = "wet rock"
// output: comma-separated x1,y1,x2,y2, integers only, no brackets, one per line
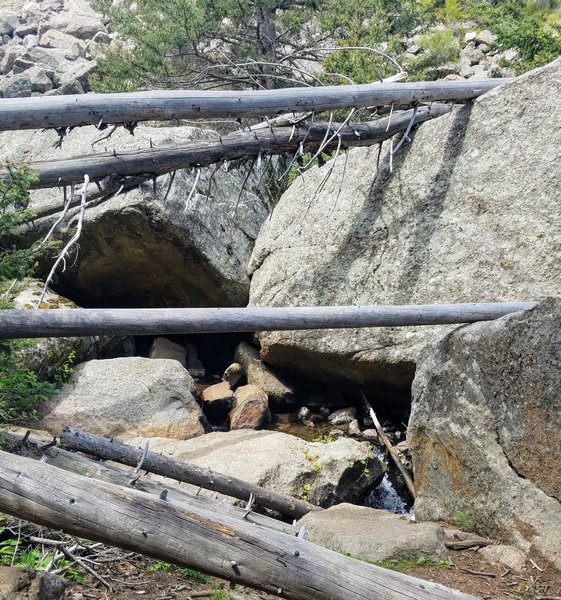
299,504,447,562
409,299,561,568
41,358,206,439
149,337,187,367
230,384,270,429
328,407,357,426
0,566,66,600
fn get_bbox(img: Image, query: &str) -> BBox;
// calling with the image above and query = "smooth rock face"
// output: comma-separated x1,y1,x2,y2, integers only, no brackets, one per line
41,358,206,439
299,504,447,562
230,384,270,429
126,430,384,507
408,299,561,568
0,565,66,600
248,59,561,393
0,125,269,307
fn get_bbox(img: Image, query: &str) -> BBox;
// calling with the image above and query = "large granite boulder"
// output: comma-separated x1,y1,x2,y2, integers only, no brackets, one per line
248,59,561,395
408,299,561,568
299,504,447,562
0,124,269,307
126,429,384,507
41,357,207,439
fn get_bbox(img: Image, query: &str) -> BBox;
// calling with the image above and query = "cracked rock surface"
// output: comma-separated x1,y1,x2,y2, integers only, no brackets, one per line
248,58,561,395
408,298,561,569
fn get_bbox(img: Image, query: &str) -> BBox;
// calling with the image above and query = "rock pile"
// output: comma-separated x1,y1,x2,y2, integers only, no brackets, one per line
402,25,518,80
0,0,109,97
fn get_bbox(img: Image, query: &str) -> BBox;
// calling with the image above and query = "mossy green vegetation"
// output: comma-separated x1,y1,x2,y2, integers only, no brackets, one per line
0,163,58,424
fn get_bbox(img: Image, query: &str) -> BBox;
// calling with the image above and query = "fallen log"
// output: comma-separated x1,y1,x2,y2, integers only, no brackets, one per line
0,79,505,131
23,105,451,189
59,427,319,520
5,430,299,535
0,451,481,600
0,302,537,340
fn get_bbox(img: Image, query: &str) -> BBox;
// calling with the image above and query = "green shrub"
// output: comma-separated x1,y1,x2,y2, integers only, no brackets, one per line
0,162,57,423
408,28,461,80
464,1,561,73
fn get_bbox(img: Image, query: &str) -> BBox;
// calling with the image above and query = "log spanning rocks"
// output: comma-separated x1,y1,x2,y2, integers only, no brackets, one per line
0,79,505,130
248,58,561,395
18,106,451,189
408,298,561,570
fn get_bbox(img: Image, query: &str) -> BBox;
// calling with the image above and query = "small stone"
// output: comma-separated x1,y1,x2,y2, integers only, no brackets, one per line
230,384,270,430
328,407,357,426
222,362,244,387
464,31,477,44
297,406,311,422
361,429,379,442
0,11,20,36
475,29,497,46
479,545,526,573
201,381,234,404
348,419,362,437
503,48,520,62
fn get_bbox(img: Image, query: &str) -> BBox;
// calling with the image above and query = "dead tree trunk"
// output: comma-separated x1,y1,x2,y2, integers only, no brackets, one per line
59,427,319,520
23,106,450,189
0,302,537,340
0,451,480,600
5,431,299,535
0,79,505,131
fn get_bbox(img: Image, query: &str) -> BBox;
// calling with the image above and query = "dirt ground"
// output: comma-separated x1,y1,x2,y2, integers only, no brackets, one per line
63,545,561,600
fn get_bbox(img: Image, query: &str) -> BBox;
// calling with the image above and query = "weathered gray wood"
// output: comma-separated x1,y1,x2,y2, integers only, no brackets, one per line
0,302,537,340
4,431,299,535
24,106,450,189
59,427,320,520
0,451,481,600
0,80,506,131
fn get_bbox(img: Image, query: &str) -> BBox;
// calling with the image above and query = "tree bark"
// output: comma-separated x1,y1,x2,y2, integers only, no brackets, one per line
0,450,481,600
0,302,537,340
0,79,506,131
59,427,320,520
22,106,450,189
